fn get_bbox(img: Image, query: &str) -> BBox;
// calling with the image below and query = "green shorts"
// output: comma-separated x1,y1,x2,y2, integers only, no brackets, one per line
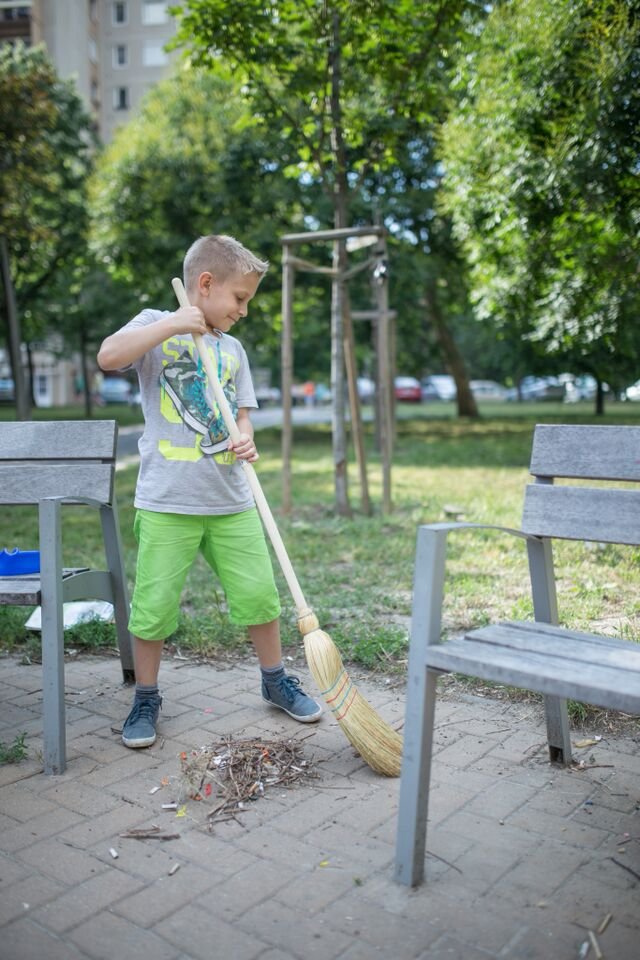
128,508,281,640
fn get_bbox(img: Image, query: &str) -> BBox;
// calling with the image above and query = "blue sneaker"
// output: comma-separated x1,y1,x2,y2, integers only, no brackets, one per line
262,674,322,723
122,694,162,748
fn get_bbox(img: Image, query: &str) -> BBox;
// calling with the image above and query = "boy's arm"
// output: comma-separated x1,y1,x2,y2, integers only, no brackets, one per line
97,307,209,370
229,408,259,462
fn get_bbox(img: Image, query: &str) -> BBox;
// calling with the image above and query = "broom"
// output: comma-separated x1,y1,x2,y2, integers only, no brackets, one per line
171,277,402,777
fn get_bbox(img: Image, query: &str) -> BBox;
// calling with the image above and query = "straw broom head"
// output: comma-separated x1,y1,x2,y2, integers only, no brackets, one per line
298,611,403,778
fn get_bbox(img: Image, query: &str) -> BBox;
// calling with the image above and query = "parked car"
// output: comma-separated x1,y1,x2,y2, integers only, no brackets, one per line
564,375,596,403
100,377,132,404
394,376,422,402
420,374,457,402
0,377,15,403
623,380,640,402
469,380,508,401
506,376,566,402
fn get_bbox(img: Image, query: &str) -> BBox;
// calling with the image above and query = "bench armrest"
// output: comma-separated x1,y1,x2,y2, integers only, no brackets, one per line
410,522,543,654
419,520,537,541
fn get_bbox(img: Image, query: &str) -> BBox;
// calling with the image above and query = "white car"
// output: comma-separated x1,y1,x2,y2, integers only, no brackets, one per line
421,374,456,401
624,380,640,401
470,380,508,401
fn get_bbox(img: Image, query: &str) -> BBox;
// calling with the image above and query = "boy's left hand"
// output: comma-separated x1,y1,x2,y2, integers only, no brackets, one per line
228,433,259,462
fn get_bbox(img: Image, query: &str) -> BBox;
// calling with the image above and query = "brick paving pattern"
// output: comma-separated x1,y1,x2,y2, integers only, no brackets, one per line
0,653,638,959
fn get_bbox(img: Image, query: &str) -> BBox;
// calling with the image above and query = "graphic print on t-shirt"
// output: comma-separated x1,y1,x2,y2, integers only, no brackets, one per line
160,348,238,457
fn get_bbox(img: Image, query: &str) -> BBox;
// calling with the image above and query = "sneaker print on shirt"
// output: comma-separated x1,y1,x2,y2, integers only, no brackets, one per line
160,350,238,456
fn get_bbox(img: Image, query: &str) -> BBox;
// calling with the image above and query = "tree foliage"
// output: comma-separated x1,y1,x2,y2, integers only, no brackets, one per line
0,42,95,323
89,67,327,378
439,0,640,395
0,42,95,415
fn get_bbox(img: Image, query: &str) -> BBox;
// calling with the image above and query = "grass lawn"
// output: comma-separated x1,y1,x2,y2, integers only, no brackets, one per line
1,399,639,725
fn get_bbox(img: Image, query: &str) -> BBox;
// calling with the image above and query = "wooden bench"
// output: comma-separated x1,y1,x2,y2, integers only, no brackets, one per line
395,423,640,886
0,420,135,775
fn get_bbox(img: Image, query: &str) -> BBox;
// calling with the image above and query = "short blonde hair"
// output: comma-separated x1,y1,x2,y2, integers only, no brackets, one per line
183,235,268,294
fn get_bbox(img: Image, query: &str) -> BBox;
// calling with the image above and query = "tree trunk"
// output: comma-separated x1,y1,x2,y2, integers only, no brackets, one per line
329,11,352,517
79,321,94,418
423,280,478,419
26,342,36,408
595,378,605,416
0,235,30,420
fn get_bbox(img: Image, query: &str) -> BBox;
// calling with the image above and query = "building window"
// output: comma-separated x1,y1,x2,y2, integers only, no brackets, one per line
90,79,100,106
88,37,98,64
89,0,98,23
2,6,29,20
142,42,168,67
113,86,129,110
142,1,169,25
36,375,48,399
113,44,127,67
113,1,127,25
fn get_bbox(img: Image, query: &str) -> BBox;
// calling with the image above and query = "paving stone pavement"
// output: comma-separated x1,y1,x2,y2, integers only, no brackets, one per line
0,652,639,960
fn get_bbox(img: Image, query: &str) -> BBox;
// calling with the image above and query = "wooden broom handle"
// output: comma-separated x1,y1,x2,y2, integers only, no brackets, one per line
171,278,312,620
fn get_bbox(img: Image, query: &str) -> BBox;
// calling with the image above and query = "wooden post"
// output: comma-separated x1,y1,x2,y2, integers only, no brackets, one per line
279,225,389,515
281,246,294,513
331,239,351,517
373,240,393,513
343,292,371,516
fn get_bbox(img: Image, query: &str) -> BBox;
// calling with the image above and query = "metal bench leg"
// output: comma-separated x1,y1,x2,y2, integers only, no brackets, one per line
100,502,135,683
39,498,66,775
527,536,572,763
395,666,438,886
396,525,448,886
543,694,572,764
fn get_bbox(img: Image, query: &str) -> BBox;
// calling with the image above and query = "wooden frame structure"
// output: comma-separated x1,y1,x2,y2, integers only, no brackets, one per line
280,226,394,515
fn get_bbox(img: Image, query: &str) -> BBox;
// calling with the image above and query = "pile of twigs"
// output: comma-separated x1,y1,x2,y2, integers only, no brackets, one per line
179,736,318,829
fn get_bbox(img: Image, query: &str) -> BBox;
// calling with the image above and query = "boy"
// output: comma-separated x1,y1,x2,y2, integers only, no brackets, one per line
97,235,322,748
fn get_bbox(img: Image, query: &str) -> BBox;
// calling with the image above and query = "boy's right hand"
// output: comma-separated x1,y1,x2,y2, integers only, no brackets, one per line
169,306,209,337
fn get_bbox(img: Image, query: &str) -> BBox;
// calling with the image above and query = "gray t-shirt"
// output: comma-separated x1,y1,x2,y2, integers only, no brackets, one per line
122,309,258,515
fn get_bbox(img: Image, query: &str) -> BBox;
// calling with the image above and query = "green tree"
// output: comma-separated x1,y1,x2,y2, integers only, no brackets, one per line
440,0,640,411
0,42,95,418
89,66,316,380
172,0,483,510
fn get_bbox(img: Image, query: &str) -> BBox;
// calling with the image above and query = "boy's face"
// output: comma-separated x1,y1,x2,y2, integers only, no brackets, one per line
197,270,261,334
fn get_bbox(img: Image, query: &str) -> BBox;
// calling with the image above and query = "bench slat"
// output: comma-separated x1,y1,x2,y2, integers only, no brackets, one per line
469,621,640,671
530,424,640,481
0,463,114,505
0,420,117,461
521,484,640,545
425,633,640,713
0,568,91,605
0,581,41,604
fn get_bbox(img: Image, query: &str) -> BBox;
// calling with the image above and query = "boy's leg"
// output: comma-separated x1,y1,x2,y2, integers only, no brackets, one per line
123,510,202,748
201,510,322,722
133,635,164,684
248,618,282,668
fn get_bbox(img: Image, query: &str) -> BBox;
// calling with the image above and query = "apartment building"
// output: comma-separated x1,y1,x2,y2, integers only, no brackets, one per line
0,0,178,141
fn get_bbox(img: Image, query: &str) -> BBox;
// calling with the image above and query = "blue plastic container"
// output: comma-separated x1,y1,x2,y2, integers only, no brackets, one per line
0,548,41,576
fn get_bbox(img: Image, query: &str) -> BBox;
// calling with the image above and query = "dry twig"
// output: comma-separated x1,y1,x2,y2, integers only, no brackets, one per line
120,826,180,841
179,736,318,830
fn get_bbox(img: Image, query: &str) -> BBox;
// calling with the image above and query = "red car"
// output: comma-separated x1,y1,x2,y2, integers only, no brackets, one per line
394,376,422,402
